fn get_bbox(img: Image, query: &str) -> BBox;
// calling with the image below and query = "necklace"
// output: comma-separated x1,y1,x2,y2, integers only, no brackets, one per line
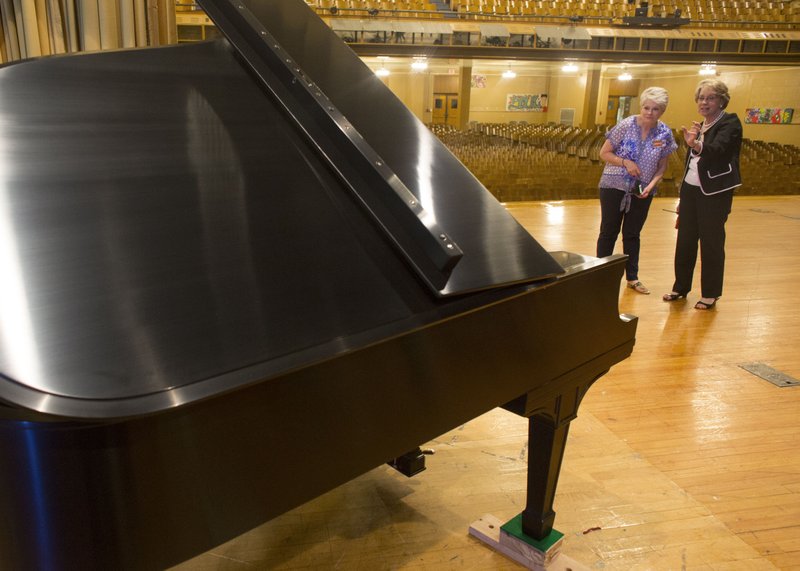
702,110,726,132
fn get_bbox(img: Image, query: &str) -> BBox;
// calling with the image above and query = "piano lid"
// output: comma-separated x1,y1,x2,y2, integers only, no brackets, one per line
0,0,562,419
194,0,564,296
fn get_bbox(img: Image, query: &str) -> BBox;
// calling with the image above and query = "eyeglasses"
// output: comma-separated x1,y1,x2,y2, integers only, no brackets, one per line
697,95,718,102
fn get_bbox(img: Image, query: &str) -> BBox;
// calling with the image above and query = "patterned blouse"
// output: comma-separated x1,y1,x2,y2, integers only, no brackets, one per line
598,115,677,194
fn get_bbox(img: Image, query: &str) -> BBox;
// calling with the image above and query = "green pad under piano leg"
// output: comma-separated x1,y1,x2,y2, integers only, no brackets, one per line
501,514,564,553
469,513,574,569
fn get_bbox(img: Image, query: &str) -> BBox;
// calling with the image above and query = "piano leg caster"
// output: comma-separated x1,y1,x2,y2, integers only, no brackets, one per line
387,447,431,477
469,513,587,570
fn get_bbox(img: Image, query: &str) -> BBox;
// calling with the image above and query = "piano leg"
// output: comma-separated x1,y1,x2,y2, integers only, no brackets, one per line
467,409,573,566
522,413,571,539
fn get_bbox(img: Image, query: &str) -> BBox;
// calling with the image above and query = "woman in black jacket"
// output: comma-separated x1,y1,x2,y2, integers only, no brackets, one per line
663,79,743,310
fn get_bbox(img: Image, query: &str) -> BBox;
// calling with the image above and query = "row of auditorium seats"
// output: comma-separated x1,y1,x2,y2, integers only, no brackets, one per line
740,139,800,194
313,0,445,17
455,0,797,21
457,0,634,19
429,122,800,201
472,122,608,159
429,124,609,201
311,0,799,23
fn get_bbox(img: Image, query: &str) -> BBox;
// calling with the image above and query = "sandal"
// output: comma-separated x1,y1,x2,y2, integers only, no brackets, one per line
694,298,718,310
662,292,687,302
627,281,650,294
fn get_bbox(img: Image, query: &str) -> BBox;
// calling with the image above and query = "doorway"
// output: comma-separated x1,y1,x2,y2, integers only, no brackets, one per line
433,93,460,127
606,95,633,125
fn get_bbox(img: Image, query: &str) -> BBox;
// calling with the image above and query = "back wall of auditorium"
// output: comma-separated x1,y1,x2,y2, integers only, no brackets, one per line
371,59,799,145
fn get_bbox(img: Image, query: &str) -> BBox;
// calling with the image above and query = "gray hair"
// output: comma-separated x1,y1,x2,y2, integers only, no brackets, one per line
639,86,669,110
695,78,731,109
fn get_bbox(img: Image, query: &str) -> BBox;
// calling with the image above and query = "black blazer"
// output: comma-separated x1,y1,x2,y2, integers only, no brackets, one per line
683,112,743,195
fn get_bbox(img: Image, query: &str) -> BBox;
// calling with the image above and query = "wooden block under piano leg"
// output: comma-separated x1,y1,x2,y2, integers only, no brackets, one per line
468,514,589,570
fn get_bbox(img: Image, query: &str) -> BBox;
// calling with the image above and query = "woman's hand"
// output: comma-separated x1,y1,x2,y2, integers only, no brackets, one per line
681,121,702,146
636,183,654,199
623,159,641,178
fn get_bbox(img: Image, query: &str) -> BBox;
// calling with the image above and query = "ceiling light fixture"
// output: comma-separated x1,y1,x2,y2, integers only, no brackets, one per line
562,62,579,72
699,63,717,76
618,66,632,81
502,68,517,79
375,67,390,77
411,58,428,71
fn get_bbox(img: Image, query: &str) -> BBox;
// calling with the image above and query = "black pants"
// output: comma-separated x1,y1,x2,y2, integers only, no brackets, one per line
597,187,654,281
672,182,733,298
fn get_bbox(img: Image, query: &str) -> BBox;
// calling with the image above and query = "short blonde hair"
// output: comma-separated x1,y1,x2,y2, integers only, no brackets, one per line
640,86,669,111
695,79,731,109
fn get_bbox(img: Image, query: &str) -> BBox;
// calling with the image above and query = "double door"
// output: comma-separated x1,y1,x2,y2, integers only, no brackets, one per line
432,93,460,127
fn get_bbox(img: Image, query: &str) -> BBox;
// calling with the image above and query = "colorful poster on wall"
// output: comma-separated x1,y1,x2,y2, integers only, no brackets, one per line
506,93,548,112
744,108,794,124
471,74,487,88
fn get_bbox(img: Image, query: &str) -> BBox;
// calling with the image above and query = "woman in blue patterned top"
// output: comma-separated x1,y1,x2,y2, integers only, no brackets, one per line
597,86,678,294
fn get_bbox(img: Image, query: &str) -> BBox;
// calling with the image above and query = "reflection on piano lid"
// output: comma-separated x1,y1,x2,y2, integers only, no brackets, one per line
0,0,637,568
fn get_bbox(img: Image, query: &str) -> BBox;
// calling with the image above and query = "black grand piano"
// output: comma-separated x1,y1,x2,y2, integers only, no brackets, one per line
0,1,636,569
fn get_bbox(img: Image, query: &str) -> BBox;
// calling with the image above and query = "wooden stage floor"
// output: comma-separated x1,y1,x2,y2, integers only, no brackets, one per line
173,196,800,570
